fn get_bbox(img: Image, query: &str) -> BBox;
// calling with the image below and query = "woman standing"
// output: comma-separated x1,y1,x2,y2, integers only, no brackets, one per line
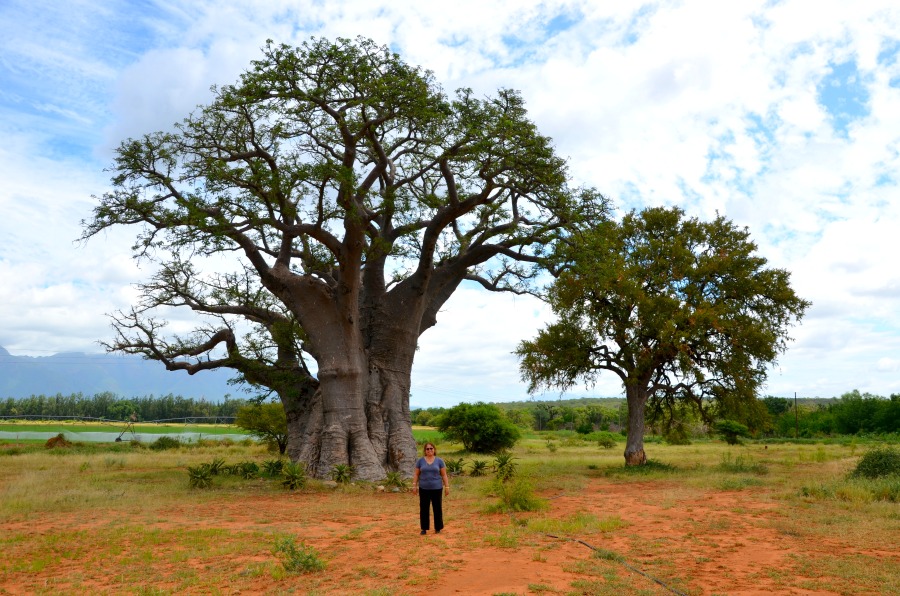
412,442,450,535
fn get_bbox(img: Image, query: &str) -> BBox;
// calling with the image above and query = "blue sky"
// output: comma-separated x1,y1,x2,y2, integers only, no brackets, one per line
1,0,899,407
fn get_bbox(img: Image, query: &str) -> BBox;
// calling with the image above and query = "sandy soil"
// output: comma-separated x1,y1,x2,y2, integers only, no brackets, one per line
2,477,895,595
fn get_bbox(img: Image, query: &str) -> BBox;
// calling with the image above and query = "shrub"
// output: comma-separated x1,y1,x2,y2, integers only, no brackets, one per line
274,537,326,573
851,446,900,479
436,402,521,453
715,420,751,445
593,431,618,449
282,462,307,490
188,464,213,489
330,464,354,484
149,436,181,451
484,478,547,513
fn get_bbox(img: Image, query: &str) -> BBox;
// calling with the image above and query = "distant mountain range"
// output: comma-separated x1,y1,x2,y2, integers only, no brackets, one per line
0,345,249,400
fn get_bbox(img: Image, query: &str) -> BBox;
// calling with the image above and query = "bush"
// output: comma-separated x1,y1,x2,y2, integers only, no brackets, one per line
436,402,521,453
274,537,325,573
592,431,618,449
484,478,547,513
149,436,181,451
851,446,900,479
716,420,751,445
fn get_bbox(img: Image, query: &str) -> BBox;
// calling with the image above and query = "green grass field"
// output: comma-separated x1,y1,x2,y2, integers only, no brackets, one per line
1,427,897,594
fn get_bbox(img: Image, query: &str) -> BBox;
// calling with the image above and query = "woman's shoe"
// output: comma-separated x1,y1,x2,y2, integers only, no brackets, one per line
420,530,426,535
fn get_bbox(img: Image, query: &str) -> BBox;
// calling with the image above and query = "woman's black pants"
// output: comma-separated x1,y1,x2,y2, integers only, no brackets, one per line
419,488,444,531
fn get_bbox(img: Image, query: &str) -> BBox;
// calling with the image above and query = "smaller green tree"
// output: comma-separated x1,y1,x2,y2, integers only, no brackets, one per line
436,402,521,453
715,420,751,445
235,402,288,454
518,206,809,465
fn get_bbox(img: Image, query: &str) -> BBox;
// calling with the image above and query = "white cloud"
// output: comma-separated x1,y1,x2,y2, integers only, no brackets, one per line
876,358,900,373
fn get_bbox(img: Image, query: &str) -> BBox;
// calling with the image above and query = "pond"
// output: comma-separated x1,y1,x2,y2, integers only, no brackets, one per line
0,431,255,443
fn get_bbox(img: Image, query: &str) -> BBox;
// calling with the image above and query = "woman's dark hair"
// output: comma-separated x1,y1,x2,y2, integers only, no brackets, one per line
423,442,436,455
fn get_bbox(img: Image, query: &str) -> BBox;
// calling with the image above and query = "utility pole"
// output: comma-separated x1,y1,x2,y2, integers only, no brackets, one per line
794,391,799,439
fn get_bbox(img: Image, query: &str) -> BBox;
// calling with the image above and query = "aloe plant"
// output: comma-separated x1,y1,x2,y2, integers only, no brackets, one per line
493,452,518,482
262,459,284,477
330,464,354,484
187,464,212,489
282,462,307,490
445,457,466,475
470,460,489,477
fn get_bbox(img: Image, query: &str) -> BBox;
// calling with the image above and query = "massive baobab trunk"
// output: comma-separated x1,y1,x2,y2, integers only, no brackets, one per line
285,355,417,481
281,273,446,481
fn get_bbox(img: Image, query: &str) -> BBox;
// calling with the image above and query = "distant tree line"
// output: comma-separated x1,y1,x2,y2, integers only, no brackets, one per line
0,392,249,421
6,390,895,436
412,391,899,439
763,391,900,437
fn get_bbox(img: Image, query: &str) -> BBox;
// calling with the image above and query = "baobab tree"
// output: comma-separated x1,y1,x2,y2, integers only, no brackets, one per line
84,37,602,479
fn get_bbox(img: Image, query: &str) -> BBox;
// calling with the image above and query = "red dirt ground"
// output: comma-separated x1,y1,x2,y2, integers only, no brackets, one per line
2,477,895,595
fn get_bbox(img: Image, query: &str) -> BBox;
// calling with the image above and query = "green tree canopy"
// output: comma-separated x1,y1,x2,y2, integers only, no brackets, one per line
517,206,809,464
